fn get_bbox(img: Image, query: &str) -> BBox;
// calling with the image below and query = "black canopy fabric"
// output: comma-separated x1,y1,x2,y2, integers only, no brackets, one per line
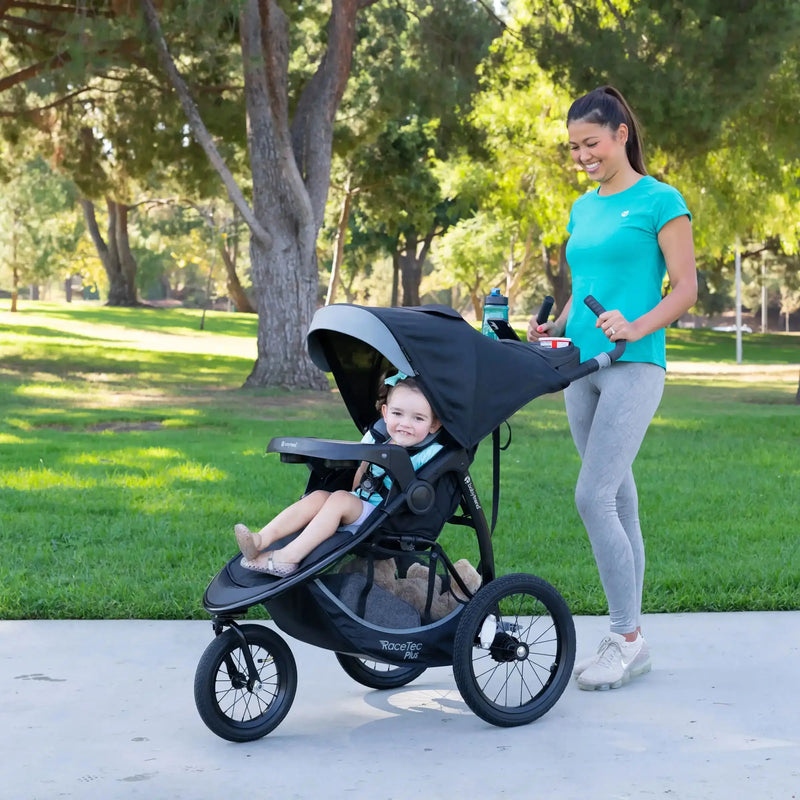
307,304,570,449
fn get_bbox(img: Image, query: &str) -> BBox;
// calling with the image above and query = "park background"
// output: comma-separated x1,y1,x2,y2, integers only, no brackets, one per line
1,1,798,620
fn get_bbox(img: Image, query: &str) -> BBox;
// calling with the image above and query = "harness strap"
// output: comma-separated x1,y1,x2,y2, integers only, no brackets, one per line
490,422,511,535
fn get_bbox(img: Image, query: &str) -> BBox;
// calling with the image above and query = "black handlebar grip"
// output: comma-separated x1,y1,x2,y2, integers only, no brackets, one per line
536,295,555,325
584,295,606,317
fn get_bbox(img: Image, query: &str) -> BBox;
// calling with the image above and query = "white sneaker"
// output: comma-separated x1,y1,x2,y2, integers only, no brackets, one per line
576,632,651,691
573,633,651,677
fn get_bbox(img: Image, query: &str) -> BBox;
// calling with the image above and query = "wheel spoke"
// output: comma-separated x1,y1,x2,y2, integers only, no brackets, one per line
453,574,575,727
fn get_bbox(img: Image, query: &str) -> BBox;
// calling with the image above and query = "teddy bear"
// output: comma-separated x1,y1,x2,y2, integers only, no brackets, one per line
338,555,482,621
392,558,482,621
338,555,399,592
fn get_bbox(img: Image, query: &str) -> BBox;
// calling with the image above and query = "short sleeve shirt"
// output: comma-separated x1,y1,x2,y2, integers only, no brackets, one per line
565,175,691,369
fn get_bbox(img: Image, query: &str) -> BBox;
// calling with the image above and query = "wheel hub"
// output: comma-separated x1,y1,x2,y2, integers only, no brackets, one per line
489,632,525,663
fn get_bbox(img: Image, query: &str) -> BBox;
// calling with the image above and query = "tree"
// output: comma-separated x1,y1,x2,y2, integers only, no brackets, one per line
140,0,386,387
433,9,577,315
0,1,246,307
335,0,501,306
0,157,81,310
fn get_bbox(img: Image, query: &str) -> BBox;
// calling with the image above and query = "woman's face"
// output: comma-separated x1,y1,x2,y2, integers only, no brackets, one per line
567,119,629,185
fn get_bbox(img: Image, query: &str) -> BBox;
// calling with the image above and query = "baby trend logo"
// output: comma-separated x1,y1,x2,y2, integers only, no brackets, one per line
621,210,630,217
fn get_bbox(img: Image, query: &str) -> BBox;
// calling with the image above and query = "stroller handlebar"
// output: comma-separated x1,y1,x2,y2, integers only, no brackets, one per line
554,295,626,383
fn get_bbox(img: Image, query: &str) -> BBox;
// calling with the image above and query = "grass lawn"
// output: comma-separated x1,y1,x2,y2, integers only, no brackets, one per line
1,301,798,619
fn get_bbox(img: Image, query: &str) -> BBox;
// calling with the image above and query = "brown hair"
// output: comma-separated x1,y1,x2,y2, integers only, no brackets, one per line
376,374,426,411
567,86,647,175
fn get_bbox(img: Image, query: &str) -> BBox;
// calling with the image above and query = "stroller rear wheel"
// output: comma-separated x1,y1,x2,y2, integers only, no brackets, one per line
335,653,426,689
194,623,297,742
452,573,575,727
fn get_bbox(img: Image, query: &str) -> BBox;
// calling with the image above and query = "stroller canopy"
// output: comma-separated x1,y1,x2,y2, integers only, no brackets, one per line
307,304,569,450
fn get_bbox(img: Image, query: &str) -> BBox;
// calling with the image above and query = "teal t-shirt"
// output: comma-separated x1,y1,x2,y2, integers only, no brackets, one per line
565,175,691,369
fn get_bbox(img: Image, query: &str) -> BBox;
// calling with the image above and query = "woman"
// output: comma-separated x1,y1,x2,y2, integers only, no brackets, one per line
528,86,697,691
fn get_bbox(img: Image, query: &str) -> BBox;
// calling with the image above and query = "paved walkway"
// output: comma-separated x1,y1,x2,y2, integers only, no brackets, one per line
3,612,799,800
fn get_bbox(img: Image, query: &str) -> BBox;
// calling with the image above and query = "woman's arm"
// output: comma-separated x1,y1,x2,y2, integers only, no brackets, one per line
598,215,697,342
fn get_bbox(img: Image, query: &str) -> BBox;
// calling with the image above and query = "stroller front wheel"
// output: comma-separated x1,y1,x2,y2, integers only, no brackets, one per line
194,623,297,742
452,573,576,727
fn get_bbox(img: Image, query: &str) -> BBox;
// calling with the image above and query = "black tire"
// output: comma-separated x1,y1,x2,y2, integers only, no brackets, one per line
194,624,297,742
335,653,426,689
452,573,575,727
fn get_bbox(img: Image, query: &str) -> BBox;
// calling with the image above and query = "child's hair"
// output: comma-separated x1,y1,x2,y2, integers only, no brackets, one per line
376,374,437,423
567,86,647,176
376,374,423,411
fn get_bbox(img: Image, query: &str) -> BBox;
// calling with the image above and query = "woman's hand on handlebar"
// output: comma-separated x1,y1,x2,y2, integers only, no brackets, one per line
527,317,565,342
596,310,638,342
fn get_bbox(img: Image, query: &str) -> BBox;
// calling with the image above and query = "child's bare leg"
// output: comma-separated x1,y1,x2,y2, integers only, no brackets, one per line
237,491,330,559
247,491,364,569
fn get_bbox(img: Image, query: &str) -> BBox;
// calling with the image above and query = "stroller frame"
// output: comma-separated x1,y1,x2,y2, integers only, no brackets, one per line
194,298,624,742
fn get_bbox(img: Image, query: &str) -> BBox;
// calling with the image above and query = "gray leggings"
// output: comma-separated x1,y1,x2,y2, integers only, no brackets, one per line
564,361,665,634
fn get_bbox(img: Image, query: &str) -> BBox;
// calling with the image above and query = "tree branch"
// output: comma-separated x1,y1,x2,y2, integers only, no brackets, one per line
241,0,315,258
600,0,625,25
290,0,361,229
0,50,71,93
138,0,272,251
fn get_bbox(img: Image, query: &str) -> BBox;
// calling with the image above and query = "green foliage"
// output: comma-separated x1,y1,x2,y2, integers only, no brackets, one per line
527,0,800,157
325,0,502,303
0,158,83,287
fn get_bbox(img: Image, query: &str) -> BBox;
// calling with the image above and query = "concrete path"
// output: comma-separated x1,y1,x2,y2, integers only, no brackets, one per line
2,612,798,800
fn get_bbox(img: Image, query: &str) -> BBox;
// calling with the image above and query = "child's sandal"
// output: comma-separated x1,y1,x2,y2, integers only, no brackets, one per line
234,523,261,561
240,552,299,578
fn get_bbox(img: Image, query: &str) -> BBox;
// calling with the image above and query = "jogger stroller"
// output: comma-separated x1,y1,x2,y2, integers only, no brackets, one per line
194,297,624,741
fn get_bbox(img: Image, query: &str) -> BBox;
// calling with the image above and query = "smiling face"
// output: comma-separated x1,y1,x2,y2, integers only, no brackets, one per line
381,384,441,447
568,119,629,186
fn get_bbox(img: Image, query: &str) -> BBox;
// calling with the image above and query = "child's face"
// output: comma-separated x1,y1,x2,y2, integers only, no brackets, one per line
381,385,441,447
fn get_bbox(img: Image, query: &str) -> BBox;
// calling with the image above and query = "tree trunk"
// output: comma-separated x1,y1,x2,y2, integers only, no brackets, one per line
245,232,327,387
10,214,19,312
11,268,19,312
543,241,572,316
391,250,400,307
80,197,138,306
399,235,422,306
65,276,72,302
397,226,436,307
239,1,327,389
504,229,534,311
325,175,353,306
470,285,482,321
219,241,255,313
141,0,376,388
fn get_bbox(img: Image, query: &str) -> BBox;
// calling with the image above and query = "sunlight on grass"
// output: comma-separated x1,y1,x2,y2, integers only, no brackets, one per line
70,447,184,465
2,469,95,490
0,304,259,358
164,463,227,482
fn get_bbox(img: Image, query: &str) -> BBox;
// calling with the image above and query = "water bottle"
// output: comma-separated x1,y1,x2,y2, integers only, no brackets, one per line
481,288,508,339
